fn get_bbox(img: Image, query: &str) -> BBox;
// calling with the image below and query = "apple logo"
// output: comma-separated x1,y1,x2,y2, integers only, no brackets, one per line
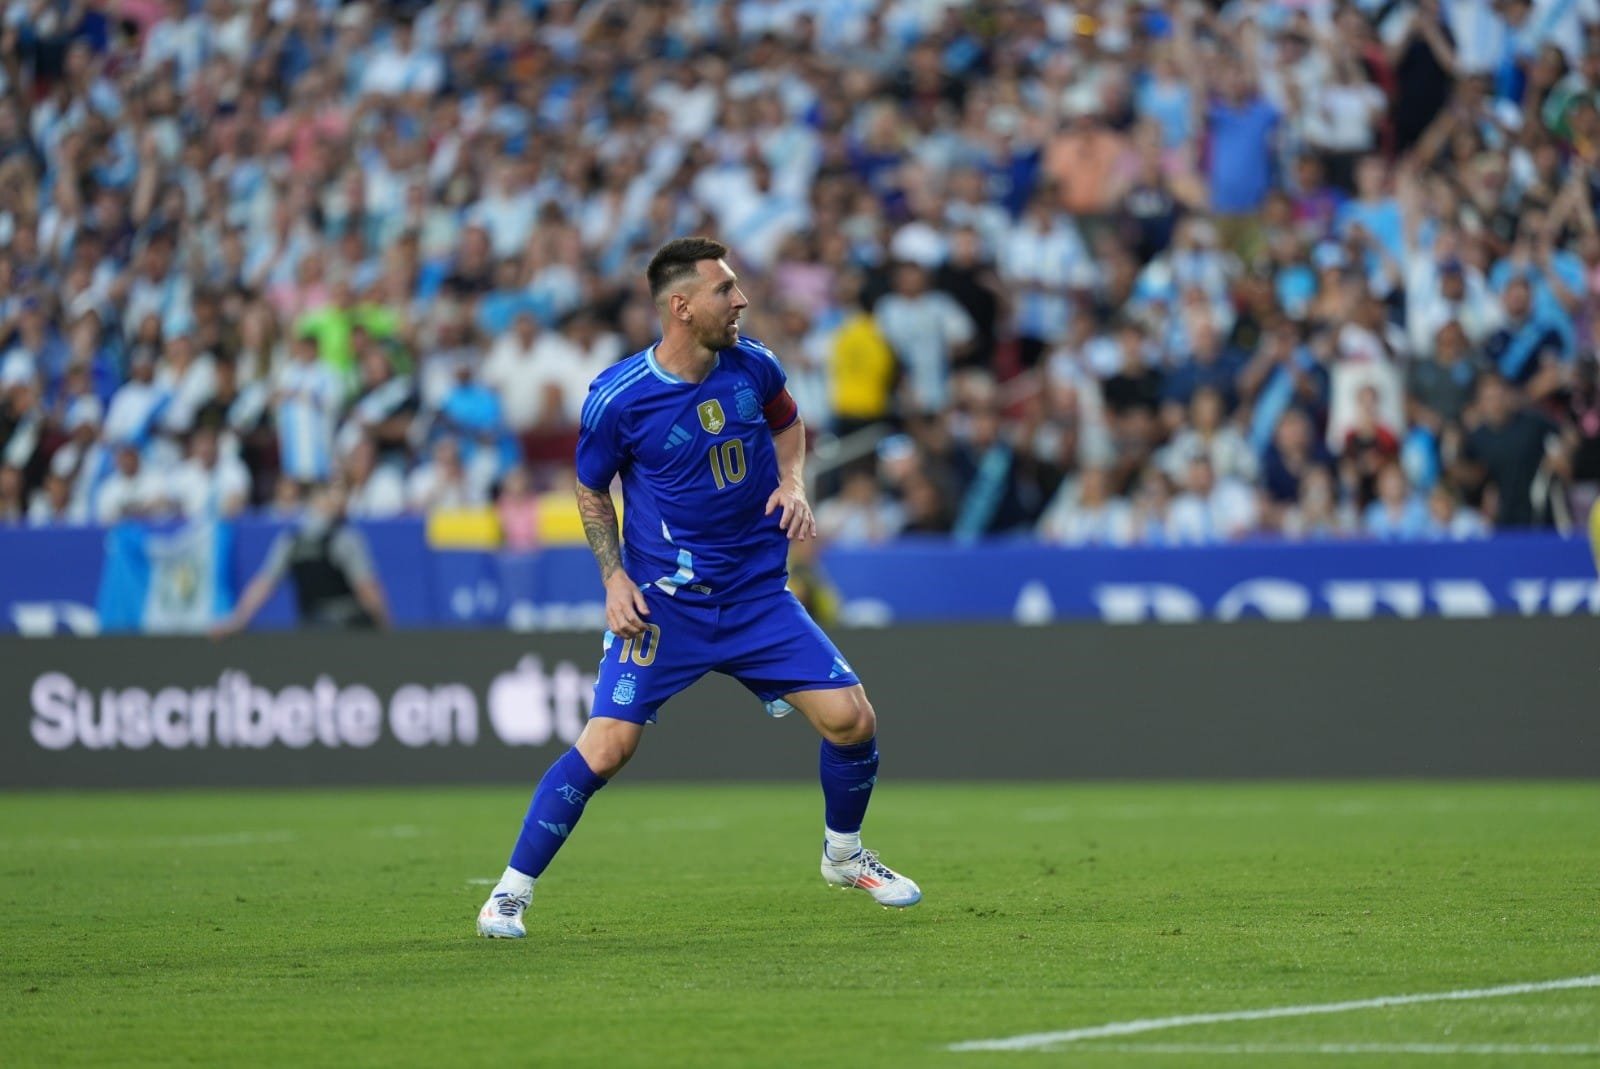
488,656,554,746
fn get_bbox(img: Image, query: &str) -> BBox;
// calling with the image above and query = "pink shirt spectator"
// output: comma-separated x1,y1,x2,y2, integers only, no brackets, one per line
497,470,540,552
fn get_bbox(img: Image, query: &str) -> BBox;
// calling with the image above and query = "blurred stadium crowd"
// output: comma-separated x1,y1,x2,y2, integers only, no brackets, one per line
1,0,1598,545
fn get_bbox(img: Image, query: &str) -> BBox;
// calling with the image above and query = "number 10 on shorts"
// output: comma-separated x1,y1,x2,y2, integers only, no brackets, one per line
618,623,661,666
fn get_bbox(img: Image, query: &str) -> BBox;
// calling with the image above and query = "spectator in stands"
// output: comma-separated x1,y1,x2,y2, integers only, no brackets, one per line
1336,160,1406,278
1037,465,1134,547
480,311,584,440
343,438,407,521
1116,123,1201,265
102,349,167,451
53,395,108,519
827,273,898,439
898,466,953,535
1167,454,1259,543
1282,466,1354,540
1044,92,1130,222
1337,289,1409,365
267,477,305,521
496,466,541,553
875,261,975,415
816,468,905,546
1158,387,1257,485
154,331,217,445
935,228,1002,371
1100,316,1162,452
1423,483,1489,540
296,276,398,394
949,393,1033,539
1459,372,1562,528
1561,354,1600,519
95,443,167,524
1485,274,1566,392
274,333,343,487
1193,31,1279,239
169,425,250,520
58,311,121,411
407,435,485,513
338,341,419,469
2,298,66,396
1260,408,1334,528
1405,251,1500,359
0,463,21,523
1305,51,1388,195
196,356,273,496
1364,463,1431,540
1161,314,1247,421
1388,0,1459,154
1408,321,1483,436
1128,464,1175,544
1003,191,1094,368
0,354,42,476
438,359,517,495
27,465,77,526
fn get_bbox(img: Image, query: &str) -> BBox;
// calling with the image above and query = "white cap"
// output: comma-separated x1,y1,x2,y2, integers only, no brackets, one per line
50,446,80,479
1313,241,1349,271
66,395,104,432
0,352,37,389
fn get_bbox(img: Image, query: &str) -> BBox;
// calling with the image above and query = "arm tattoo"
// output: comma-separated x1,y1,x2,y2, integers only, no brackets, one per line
576,483,623,581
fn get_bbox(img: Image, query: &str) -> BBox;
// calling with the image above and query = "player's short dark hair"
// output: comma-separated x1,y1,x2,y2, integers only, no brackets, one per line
646,237,729,301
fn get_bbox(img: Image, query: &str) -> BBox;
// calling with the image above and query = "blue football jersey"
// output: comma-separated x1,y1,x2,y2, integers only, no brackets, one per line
575,337,795,605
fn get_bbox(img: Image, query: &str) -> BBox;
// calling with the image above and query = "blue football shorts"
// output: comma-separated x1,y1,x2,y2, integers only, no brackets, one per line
590,588,860,725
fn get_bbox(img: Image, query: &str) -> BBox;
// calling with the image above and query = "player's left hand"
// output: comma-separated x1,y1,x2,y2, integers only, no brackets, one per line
765,482,817,541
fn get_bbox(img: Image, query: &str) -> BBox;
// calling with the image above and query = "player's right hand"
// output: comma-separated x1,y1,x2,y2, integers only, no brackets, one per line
605,573,651,638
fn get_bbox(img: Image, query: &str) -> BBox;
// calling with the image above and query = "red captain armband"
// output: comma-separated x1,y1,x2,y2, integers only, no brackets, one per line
763,388,799,432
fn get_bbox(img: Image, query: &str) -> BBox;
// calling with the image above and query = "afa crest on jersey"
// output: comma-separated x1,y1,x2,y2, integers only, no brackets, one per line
735,385,761,422
612,672,638,706
697,399,726,434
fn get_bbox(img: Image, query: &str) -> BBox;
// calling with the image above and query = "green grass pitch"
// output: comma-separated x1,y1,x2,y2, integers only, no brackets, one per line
2,782,1596,1067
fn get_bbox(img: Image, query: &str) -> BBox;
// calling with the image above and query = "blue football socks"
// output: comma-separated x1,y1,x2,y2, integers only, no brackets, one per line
819,736,878,842
508,747,609,878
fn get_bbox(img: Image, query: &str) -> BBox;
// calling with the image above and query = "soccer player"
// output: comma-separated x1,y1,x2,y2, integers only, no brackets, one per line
477,237,920,937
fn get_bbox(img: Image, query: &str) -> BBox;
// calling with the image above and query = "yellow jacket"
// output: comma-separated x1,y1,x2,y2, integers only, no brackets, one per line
829,313,896,421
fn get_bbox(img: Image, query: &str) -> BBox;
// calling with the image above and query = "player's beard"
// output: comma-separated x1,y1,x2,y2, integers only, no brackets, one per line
697,314,739,352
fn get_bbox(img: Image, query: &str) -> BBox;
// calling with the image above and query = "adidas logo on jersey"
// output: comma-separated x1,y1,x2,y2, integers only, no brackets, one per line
664,424,692,451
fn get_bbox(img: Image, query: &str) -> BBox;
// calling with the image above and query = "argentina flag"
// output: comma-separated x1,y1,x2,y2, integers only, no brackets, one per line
96,521,235,634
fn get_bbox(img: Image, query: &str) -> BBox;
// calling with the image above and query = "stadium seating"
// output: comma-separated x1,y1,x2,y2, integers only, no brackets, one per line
2,0,1598,547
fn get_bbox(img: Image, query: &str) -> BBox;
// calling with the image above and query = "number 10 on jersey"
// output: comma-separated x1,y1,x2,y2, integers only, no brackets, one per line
707,438,746,490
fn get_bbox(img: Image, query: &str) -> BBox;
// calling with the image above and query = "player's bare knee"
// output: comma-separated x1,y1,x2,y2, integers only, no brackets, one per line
831,691,876,745
576,718,641,779
578,740,633,779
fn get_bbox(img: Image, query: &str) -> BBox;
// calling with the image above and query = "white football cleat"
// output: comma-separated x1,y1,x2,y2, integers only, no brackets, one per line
821,846,922,908
477,887,531,939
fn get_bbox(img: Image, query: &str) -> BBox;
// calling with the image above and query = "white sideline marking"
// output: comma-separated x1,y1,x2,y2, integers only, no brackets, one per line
466,878,497,886
1069,1044,1600,1057
948,975,1600,1052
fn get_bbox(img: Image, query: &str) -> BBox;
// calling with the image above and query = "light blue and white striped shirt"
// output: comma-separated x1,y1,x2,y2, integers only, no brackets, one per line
275,361,344,482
